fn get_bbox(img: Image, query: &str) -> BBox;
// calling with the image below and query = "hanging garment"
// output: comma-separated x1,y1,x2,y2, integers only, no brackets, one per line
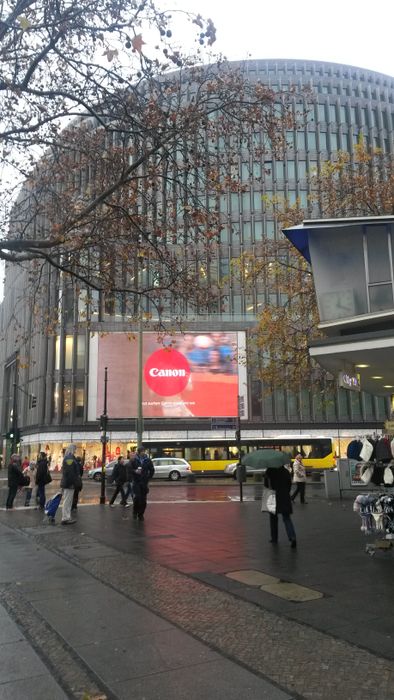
370,466,385,486
391,438,394,459
376,437,392,462
360,439,374,462
347,439,362,460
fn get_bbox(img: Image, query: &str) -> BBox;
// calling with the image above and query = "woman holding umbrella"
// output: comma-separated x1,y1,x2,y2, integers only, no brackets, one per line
257,451,296,548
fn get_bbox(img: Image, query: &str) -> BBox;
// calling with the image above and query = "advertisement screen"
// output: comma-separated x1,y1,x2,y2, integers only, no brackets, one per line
96,332,239,418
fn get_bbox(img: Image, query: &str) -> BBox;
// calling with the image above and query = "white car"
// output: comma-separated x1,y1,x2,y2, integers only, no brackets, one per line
87,457,192,482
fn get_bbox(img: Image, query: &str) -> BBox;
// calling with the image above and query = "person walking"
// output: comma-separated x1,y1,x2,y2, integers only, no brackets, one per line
72,456,84,512
130,446,155,521
23,459,37,507
6,454,25,509
35,452,51,510
264,465,297,548
291,454,307,504
109,456,129,508
61,445,80,524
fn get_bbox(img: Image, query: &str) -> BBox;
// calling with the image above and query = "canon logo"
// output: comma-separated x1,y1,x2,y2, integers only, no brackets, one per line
149,368,187,377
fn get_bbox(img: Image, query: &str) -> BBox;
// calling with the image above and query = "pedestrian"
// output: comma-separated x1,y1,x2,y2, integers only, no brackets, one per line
6,454,26,509
291,453,307,504
264,465,297,548
130,446,155,521
123,450,135,503
23,459,37,506
72,456,84,511
21,455,30,471
35,452,51,510
61,445,81,524
109,456,129,508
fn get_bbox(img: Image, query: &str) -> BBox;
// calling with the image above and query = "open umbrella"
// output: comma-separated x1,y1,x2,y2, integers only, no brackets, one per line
241,449,289,470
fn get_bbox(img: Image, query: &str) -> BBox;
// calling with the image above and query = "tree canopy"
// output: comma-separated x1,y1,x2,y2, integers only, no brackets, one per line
1,0,296,331
246,142,394,390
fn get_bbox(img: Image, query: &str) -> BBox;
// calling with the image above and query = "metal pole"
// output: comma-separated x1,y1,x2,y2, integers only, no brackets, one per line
236,395,242,502
137,312,144,448
100,366,108,505
11,378,18,454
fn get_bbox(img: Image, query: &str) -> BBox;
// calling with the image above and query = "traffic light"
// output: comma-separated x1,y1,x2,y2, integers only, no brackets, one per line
99,414,108,431
6,428,20,442
31,395,37,408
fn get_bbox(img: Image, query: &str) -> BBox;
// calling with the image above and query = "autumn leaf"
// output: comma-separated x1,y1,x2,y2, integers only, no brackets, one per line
102,48,118,62
132,34,145,53
18,16,31,31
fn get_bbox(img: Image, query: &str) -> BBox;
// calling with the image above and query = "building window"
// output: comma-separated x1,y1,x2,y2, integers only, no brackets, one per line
65,336,73,370
63,383,72,419
75,384,85,420
53,382,60,421
55,336,61,370
77,335,86,370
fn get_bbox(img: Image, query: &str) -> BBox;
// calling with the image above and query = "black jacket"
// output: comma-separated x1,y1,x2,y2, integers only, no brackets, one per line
35,458,49,486
112,460,128,485
130,455,155,489
8,461,24,488
264,467,293,515
61,455,80,489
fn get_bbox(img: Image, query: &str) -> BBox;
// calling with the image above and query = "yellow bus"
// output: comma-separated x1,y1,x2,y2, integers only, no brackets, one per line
146,436,335,475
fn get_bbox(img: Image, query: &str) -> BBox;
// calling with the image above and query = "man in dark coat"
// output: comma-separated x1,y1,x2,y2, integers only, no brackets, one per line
264,465,297,548
60,445,80,524
35,452,51,510
6,454,25,509
72,456,84,511
130,447,155,520
109,457,129,507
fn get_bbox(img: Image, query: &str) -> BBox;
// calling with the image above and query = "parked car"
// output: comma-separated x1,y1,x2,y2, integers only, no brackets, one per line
87,457,192,482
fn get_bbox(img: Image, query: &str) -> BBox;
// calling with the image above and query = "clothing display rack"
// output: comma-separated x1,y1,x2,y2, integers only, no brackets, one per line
354,492,394,556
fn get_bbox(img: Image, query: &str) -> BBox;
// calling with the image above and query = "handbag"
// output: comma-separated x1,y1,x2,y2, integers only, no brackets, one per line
261,488,276,514
360,465,373,484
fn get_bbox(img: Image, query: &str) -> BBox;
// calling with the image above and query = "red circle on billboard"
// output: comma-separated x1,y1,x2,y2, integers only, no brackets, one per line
144,349,191,396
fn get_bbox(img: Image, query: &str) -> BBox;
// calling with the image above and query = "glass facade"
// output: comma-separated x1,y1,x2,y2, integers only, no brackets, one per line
2,59,393,435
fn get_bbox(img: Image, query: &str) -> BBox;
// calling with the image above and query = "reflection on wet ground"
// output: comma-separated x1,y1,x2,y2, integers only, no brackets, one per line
0,475,322,508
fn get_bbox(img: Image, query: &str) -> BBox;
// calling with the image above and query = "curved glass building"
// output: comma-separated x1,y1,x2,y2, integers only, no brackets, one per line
1,59,393,465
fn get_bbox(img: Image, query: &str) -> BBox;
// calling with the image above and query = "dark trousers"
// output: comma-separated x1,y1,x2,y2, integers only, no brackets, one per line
133,490,148,518
24,487,33,506
124,482,133,501
72,487,82,510
110,483,127,505
291,482,306,503
269,512,296,542
37,484,46,509
6,485,18,509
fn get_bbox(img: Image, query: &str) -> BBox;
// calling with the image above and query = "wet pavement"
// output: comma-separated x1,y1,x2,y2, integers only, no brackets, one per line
1,483,393,698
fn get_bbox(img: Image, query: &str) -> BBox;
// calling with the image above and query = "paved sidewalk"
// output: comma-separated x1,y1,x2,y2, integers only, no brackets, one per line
2,494,394,699
0,520,291,700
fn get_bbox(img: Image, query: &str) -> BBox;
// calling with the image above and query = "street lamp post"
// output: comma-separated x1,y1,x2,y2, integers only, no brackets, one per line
136,313,144,448
11,378,18,454
100,366,108,505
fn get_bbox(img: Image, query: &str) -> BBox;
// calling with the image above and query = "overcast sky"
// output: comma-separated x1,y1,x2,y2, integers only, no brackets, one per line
175,0,394,78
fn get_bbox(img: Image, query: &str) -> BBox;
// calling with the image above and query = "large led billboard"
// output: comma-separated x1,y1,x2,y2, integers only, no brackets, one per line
90,332,245,419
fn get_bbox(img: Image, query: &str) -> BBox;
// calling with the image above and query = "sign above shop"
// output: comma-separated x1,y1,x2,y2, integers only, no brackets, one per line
338,371,361,392
384,420,394,433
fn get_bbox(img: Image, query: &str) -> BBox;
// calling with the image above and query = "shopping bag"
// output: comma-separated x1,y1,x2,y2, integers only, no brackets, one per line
360,466,373,484
261,488,276,514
